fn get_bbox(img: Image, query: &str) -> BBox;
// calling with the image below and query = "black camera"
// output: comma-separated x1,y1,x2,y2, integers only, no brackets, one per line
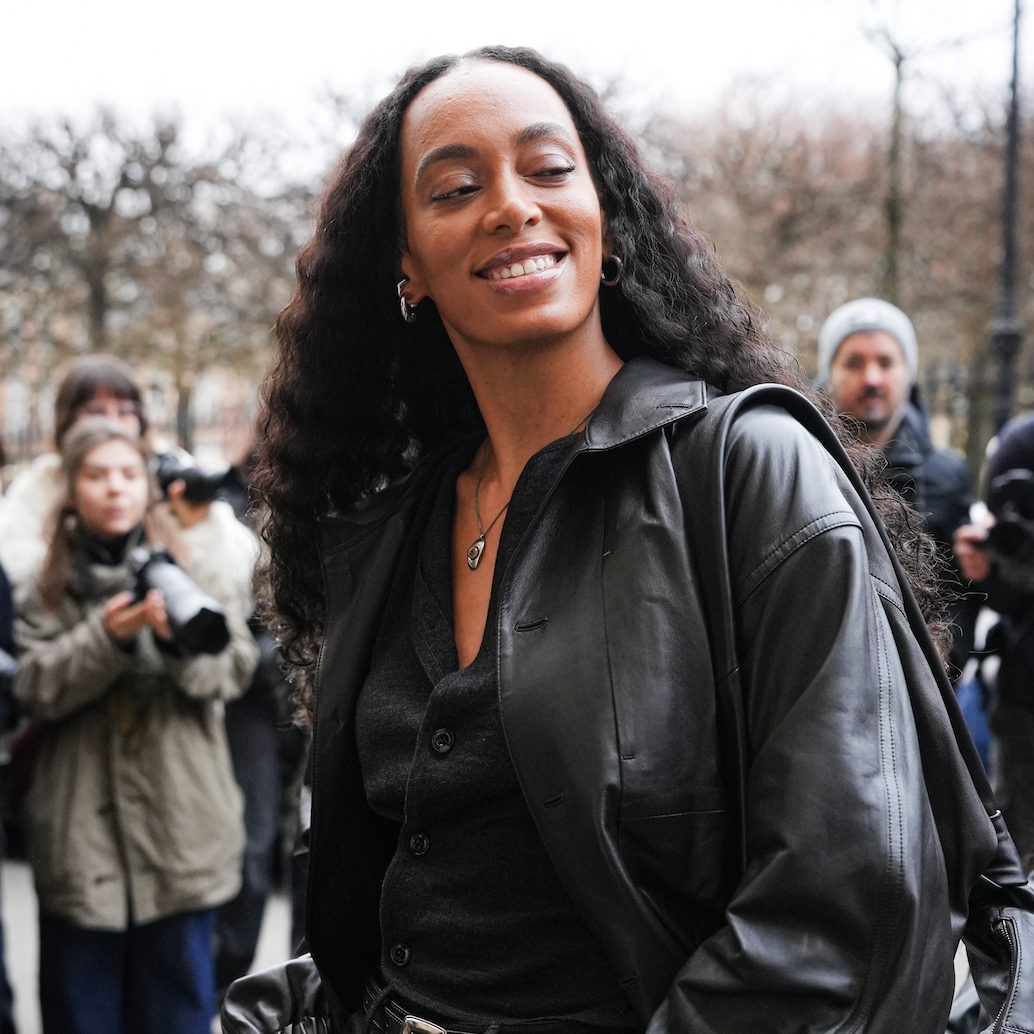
985,468,1034,576
129,547,231,656
153,454,231,505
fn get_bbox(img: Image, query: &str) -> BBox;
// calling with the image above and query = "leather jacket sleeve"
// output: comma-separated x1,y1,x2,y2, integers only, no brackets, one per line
221,954,331,1034
650,408,954,1033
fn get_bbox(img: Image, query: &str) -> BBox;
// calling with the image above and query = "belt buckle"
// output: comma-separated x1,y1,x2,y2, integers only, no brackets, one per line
401,1017,448,1034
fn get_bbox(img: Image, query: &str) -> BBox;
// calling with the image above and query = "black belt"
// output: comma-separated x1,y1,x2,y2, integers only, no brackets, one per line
360,979,608,1034
362,980,497,1034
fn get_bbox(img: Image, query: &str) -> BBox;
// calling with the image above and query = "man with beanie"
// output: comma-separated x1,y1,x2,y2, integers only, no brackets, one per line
818,297,970,558
818,298,972,669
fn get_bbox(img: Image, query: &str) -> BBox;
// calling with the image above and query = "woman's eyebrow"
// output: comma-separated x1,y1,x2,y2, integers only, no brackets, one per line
415,143,478,185
513,122,577,148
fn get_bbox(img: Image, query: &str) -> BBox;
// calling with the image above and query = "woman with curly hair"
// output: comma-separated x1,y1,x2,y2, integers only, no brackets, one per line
237,47,1034,1034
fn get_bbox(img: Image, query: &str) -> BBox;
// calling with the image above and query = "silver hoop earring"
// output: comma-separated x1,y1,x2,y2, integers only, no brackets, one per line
397,277,417,323
601,255,623,287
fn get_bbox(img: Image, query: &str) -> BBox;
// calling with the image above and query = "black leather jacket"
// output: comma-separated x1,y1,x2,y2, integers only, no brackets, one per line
306,359,1023,1033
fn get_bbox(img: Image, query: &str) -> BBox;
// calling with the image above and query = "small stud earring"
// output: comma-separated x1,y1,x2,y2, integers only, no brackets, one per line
397,277,417,323
601,255,623,287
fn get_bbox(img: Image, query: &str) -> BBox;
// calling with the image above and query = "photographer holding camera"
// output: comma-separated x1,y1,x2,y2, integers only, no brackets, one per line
12,420,258,1034
955,411,1034,873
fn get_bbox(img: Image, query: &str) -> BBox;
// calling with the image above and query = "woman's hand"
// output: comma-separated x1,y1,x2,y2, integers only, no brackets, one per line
103,590,174,644
954,522,994,583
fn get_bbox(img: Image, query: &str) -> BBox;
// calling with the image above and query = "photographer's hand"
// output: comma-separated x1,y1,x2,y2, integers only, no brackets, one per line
103,590,174,644
954,522,994,583
142,589,174,642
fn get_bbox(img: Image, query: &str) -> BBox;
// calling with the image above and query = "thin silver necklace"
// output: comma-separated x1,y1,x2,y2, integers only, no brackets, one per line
466,406,597,572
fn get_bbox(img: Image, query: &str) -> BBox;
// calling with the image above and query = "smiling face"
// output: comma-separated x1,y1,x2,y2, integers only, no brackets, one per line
71,439,150,539
398,61,608,354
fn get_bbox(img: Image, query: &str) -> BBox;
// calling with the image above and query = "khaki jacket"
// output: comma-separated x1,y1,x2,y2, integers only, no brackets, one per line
14,541,258,930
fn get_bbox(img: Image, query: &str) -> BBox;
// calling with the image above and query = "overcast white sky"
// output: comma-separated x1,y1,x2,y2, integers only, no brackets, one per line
1,0,1026,144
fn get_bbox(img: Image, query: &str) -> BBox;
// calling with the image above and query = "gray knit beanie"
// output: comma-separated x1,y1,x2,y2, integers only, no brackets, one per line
816,298,918,385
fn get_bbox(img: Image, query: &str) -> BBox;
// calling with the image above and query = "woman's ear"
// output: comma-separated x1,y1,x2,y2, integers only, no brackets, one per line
399,253,429,306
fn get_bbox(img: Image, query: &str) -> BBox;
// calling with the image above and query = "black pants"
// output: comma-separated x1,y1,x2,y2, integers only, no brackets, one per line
992,700,1034,869
214,697,282,994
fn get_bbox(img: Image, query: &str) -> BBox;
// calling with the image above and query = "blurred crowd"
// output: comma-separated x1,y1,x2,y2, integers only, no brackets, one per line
0,305,1032,1031
0,356,309,1033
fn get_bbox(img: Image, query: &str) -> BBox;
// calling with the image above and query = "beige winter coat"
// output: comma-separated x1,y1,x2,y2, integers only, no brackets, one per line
14,536,258,930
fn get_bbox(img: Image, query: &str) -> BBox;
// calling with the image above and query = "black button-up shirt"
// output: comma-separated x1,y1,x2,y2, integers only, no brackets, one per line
355,436,636,1026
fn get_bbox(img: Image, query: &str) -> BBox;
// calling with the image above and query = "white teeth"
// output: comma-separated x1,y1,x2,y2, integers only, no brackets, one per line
487,254,558,280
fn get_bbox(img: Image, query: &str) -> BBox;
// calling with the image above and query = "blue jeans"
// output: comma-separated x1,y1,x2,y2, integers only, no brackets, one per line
39,907,217,1034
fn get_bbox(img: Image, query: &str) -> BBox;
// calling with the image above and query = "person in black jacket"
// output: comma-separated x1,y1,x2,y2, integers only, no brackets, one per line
238,47,1034,1034
955,412,1034,871
817,298,970,551
818,298,973,669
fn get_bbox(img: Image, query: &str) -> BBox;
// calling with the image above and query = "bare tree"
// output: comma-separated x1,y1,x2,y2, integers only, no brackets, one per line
0,112,312,451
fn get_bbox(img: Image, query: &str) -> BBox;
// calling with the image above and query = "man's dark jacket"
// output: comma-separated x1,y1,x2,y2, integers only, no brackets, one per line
305,359,1031,1033
882,398,971,551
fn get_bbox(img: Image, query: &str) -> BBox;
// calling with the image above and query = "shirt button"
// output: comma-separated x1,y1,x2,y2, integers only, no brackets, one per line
409,833,430,856
431,728,454,754
389,943,411,967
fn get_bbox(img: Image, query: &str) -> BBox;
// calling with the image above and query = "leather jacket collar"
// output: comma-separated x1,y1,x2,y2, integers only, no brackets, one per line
320,357,708,548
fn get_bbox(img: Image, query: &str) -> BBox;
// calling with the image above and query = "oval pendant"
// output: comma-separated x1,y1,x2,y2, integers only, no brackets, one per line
466,537,486,571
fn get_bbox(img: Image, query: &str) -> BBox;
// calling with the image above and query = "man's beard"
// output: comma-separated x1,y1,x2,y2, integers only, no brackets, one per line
856,392,905,440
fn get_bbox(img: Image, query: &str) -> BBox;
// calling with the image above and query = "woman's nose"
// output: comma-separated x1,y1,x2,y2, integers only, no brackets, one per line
481,173,541,234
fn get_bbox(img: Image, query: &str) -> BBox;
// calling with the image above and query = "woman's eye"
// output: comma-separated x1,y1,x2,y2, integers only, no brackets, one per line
534,164,576,179
430,183,479,202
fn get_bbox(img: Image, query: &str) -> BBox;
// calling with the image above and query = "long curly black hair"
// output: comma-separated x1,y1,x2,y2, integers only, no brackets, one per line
254,45,945,682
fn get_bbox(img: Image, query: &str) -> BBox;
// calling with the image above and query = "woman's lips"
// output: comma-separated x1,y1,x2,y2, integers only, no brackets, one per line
477,244,565,276
486,254,558,280
477,250,566,291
